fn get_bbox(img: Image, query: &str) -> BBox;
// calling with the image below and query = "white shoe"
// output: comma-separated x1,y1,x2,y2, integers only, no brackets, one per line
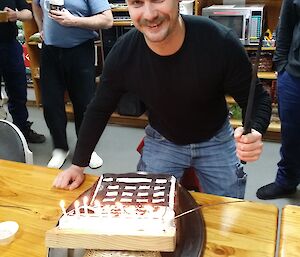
47,149,69,169
89,151,103,169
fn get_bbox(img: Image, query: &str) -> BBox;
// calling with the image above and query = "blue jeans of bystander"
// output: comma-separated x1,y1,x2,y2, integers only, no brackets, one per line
275,71,300,189
0,40,28,130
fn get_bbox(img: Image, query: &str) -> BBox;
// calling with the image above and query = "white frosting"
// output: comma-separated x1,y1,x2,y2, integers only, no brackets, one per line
58,173,176,234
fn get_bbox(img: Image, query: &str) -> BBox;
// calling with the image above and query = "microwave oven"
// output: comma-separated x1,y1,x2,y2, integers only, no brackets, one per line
202,5,265,45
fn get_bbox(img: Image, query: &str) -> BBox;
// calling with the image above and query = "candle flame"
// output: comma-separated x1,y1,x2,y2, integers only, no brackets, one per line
74,200,80,208
60,200,65,208
83,196,89,205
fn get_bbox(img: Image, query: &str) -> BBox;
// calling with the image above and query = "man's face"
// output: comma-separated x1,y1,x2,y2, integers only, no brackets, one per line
126,0,180,44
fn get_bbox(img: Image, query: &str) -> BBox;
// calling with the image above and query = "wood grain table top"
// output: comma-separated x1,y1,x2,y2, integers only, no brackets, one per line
0,160,278,257
279,204,300,257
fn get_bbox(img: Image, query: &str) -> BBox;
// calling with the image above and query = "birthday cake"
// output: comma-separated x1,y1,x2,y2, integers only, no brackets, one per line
58,172,177,235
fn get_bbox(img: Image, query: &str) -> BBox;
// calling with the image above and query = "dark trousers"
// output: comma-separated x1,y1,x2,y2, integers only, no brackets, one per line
0,40,29,130
276,71,300,189
40,40,96,150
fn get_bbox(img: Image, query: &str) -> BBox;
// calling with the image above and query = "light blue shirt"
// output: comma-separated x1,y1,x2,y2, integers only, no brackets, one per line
35,0,110,47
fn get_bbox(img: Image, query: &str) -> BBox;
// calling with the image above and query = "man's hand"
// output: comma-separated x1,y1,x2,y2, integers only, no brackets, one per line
4,7,18,22
49,9,76,27
52,165,85,190
234,127,263,162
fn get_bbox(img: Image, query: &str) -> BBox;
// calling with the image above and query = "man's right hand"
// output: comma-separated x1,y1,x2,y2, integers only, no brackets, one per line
52,165,85,190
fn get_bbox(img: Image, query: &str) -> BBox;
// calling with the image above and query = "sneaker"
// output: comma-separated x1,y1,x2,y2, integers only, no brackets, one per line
89,151,103,169
0,100,7,120
256,182,297,200
47,149,69,169
22,121,46,144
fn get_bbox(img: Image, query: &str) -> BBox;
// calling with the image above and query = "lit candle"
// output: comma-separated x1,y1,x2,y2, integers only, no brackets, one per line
144,204,153,218
60,200,67,216
83,196,89,215
115,202,123,215
94,199,100,208
94,200,101,215
74,200,80,216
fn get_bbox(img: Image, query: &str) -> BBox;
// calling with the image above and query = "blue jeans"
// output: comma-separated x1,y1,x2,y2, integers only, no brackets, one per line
275,71,300,189
0,40,28,130
137,119,246,198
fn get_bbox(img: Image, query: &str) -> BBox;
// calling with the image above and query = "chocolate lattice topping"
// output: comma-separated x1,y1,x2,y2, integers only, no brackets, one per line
96,173,173,207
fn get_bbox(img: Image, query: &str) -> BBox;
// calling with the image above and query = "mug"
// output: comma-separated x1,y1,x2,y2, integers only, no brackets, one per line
0,11,8,23
44,0,64,12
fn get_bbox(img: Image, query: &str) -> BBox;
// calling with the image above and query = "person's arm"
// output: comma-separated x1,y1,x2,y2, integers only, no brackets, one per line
222,30,272,162
49,8,113,30
31,1,43,33
273,0,296,72
3,7,32,22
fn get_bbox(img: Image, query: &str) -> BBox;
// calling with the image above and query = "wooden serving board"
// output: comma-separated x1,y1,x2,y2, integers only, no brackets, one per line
45,227,176,251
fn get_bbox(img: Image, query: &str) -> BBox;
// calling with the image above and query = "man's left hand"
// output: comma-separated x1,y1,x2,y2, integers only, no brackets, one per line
234,127,263,162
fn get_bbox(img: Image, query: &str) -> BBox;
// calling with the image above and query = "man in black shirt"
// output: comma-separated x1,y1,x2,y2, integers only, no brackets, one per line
0,0,45,143
53,0,272,198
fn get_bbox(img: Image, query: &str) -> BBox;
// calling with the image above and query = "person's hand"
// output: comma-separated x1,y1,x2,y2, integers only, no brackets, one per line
234,127,263,162
52,165,85,190
49,9,76,27
3,7,18,22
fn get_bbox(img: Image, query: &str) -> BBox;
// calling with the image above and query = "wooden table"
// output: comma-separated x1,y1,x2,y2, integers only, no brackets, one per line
279,205,300,257
0,160,98,257
0,160,278,257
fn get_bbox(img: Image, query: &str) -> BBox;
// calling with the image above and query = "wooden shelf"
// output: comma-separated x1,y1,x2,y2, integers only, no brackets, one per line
28,41,41,45
111,7,128,12
225,96,235,104
258,72,277,80
230,119,281,142
245,46,276,51
113,20,133,26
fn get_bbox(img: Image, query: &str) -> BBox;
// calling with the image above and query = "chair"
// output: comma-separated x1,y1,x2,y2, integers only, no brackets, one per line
0,119,33,164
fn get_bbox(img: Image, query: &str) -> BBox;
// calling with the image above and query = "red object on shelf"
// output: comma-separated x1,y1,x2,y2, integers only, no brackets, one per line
22,44,30,68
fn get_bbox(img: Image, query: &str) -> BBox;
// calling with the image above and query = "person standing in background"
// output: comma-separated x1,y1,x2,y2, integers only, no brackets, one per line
257,0,300,199
32,0,113,169
0,0,45,143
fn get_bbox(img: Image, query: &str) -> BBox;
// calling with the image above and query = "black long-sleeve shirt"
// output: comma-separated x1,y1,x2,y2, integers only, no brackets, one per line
0,0,30,42
273,0,300,77
73,15,271,167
